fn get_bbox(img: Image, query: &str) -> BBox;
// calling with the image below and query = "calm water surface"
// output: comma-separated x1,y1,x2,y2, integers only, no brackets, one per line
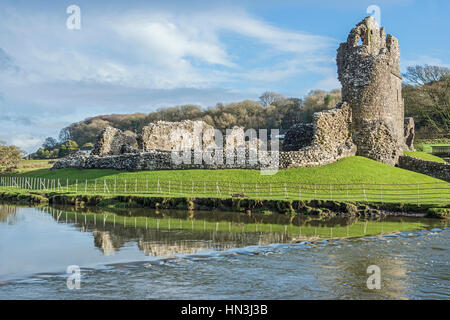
0,205,448,299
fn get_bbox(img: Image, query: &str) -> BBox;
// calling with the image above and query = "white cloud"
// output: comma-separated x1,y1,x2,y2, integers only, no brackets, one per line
401,55,450,72
0,7,335,91
313,75,341,91
10,134,42,150
0,5,337,152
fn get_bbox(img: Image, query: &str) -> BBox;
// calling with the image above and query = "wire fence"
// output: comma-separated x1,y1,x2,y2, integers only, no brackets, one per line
1,176,449,205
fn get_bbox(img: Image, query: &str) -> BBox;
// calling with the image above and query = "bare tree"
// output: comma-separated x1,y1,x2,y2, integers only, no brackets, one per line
403,65,450,136
259,91,285,107
402,65,450,85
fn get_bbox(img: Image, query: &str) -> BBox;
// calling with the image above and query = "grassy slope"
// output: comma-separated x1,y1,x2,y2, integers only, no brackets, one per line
404,151,446,163
13,156,447,184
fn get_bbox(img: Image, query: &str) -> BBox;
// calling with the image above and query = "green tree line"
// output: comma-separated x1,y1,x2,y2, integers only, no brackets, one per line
55,89,341,148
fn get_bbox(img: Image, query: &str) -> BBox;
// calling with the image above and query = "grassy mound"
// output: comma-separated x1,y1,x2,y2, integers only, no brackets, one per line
13,156,447,184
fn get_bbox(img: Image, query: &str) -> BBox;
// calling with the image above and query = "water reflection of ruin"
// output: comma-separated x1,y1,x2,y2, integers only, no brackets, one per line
45,207,292,257
0,205,18,223
92,230,118,256
90,225,290,257
137,231,289,257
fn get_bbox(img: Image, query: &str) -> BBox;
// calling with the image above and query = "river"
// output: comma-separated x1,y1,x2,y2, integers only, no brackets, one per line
0,205,448,299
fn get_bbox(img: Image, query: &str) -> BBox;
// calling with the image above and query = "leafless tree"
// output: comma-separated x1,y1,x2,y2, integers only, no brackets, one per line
402,65,450,85
259,91,285,107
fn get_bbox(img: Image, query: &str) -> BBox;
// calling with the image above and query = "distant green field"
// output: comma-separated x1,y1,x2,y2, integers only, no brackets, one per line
16,159,56,172
417,143,450,154
404,151,446,163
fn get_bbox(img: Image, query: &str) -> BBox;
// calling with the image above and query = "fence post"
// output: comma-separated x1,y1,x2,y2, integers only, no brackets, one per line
363,184,367,201
75,179,78,193
67,179,69,192
284,183,288,198
417,184,420,206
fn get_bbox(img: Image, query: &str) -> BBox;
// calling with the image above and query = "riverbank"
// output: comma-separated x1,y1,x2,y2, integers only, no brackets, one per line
1,188,448,219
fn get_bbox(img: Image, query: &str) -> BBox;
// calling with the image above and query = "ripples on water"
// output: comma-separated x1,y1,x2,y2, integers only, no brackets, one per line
0,205,448,299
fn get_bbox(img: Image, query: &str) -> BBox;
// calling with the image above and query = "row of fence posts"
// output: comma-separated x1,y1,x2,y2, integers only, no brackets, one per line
45,207,382,238
0,176,447,205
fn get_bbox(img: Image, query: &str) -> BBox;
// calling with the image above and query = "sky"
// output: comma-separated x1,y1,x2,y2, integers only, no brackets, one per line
0,0,449,153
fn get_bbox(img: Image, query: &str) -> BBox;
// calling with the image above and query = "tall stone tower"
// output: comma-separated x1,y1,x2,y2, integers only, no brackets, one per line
337,16,405,165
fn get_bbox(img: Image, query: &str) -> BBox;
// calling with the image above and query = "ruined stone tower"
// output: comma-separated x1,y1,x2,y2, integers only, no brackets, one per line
337,16,405,165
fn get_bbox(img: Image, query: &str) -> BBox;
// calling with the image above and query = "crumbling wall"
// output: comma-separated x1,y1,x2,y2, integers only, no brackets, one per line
140,120,216,151
282,123,314,151
54,103,356,171
281,102,356,168
91,127,138,156
337,16,405,165
398,155,450,182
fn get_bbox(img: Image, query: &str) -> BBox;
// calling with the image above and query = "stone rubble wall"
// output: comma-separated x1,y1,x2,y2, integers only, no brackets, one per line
140,120,216,152
54,103,356,171
281,102,357,168
91,126,138,156
53,148,351,171
397,155,450,182
282,123,314,151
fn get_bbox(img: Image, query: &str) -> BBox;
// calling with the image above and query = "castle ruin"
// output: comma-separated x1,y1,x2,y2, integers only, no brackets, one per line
54,17,419,172
337,16,406,165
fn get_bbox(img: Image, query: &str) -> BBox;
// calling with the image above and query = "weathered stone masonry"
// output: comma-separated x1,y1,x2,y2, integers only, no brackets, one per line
398,155,450,182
